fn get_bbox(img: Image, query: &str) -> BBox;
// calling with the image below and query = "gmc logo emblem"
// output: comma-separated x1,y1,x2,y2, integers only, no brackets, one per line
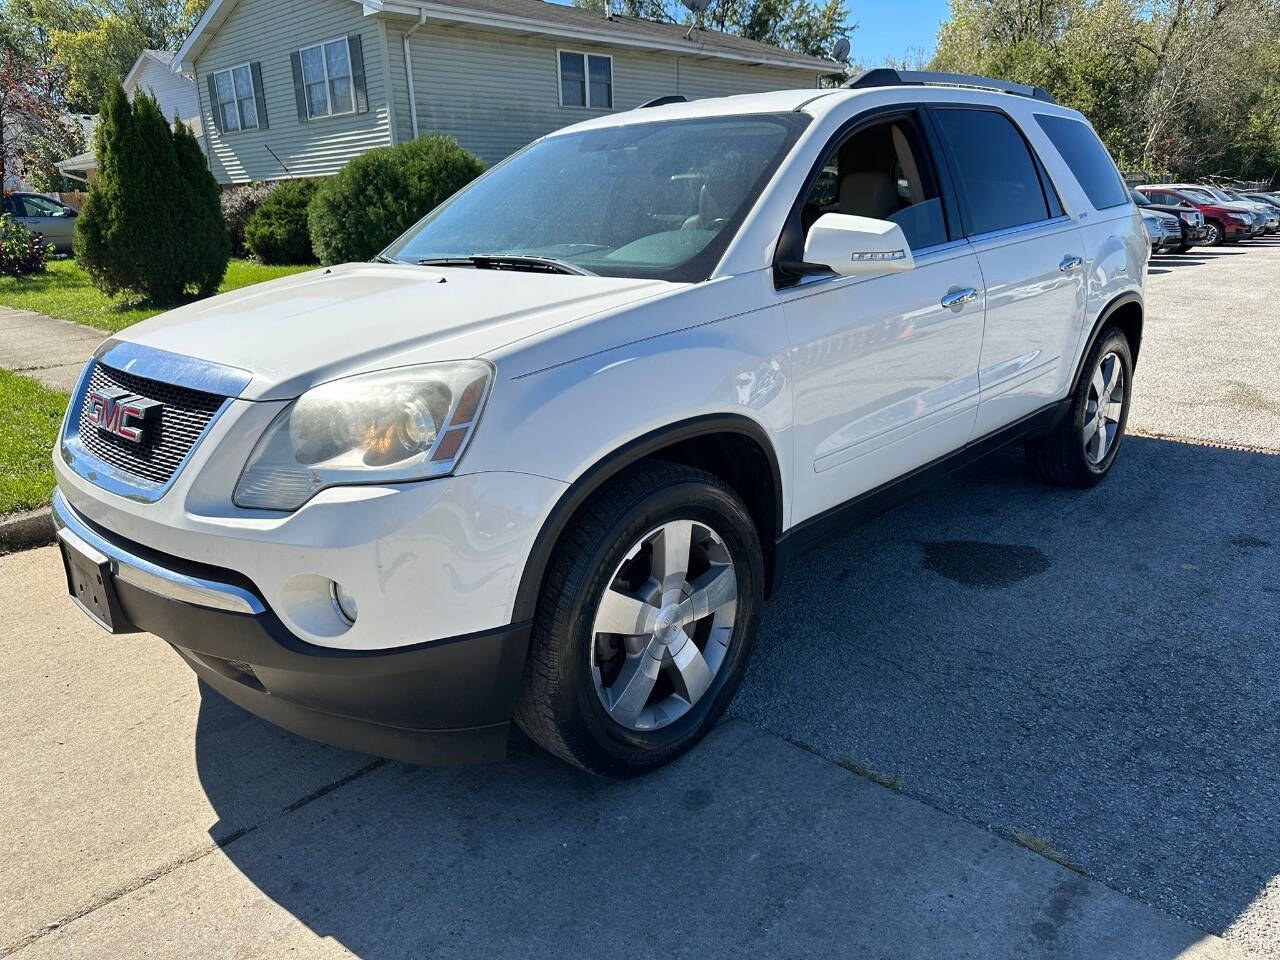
88,387,162,444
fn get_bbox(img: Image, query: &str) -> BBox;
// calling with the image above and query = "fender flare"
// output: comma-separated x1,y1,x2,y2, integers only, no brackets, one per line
1070,291,1143,389
510,413,784,623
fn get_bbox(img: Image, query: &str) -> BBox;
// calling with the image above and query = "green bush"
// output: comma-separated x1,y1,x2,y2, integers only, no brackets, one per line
74,83,229,304
245,178,320,264
222,182,280,256
0,214,50,276
309,134,484,265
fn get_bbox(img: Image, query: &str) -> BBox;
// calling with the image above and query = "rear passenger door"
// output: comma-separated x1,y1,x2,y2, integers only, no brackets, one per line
931,107,1086,436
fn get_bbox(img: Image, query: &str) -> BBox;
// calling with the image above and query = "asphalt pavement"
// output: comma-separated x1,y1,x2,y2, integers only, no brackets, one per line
3,239,1279,958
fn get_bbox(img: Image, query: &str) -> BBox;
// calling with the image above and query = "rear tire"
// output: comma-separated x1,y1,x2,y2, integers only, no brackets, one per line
1026,327,1133,488
515,460,763,777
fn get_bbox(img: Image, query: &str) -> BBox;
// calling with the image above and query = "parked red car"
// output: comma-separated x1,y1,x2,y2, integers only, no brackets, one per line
1136,184,1256,246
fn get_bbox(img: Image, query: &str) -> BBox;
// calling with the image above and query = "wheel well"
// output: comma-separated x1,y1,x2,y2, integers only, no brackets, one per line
1107,299,1144,367
646,432,780,595
511,420,784,622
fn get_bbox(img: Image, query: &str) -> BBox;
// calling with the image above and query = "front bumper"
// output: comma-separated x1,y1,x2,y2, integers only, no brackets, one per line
53,491,531,764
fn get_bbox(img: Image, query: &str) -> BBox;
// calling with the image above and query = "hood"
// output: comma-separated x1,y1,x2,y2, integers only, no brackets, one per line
117,262,670,400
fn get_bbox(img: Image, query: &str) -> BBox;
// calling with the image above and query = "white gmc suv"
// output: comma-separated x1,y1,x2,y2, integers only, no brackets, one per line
53,71,1146,777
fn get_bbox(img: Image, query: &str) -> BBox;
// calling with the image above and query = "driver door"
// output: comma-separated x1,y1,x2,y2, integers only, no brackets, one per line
779,110,986,524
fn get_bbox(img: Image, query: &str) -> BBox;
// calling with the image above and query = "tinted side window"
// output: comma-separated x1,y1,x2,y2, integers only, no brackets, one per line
934,108,1050,236
1035,114,1127,210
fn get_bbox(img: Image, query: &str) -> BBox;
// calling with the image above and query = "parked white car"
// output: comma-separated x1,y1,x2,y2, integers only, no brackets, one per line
53,71,1146,776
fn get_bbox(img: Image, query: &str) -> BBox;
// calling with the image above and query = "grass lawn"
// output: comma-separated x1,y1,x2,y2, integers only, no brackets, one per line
0,258,313,334
0,370,68,515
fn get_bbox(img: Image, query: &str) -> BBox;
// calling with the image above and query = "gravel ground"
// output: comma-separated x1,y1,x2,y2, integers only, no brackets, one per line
1130,237,1280,449
734,237,1280,956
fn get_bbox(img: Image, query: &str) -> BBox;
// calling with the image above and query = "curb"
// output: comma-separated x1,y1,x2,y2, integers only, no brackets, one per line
0,506,56,555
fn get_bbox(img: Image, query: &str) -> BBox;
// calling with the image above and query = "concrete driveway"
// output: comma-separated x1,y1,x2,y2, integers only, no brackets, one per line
4,241,1279,959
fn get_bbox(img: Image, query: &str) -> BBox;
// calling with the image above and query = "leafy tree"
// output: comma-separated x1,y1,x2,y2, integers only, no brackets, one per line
0,42,65,189
75,83,228,303
4,0,213,113
933,0,1280,182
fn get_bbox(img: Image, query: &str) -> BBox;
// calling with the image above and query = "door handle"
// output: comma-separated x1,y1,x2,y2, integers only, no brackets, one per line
1060,255,1084,272
941,287,979,309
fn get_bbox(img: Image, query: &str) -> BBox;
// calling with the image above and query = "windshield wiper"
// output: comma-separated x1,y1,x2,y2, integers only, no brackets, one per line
416,255,595,277
372,253,401,264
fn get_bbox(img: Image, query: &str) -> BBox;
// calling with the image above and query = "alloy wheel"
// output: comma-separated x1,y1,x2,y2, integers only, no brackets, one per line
589,520,738,732
1083,351,1125,465
1205,222,1221,245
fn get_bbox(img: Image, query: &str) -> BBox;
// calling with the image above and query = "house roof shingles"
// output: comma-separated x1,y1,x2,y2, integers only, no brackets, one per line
426,0,838,72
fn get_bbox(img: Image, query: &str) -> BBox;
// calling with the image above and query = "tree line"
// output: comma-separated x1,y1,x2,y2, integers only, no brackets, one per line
933,0,1280,184
1,0,211,190
4,0,1275,191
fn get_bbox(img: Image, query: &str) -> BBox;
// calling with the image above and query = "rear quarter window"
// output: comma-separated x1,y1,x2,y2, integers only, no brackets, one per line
1035,115,1128,210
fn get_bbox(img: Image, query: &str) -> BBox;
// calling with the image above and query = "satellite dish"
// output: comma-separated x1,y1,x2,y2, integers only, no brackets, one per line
832,37,851,61
680,0,712,13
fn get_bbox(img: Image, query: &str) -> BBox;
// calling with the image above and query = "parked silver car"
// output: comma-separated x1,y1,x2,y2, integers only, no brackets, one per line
2,192,78,254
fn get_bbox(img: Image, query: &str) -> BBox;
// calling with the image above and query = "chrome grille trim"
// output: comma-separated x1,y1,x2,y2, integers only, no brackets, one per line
76,363,225,485
60,343,253,503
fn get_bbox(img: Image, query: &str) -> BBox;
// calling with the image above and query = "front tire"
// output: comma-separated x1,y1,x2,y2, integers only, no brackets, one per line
1026,326,1134,488
515,461,763,777
1204,220,1223,246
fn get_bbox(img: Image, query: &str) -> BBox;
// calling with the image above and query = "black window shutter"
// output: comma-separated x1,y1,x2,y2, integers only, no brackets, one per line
251,61,269,129
349,34,368,113
206,74,224,134
290,51,308,122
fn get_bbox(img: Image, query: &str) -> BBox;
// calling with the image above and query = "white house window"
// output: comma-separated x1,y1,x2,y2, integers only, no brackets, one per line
213,64,258,131
559,50,612,109
300,37,355,118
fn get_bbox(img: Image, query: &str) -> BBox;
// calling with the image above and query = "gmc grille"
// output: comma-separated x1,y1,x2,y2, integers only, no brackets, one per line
76,362,227,486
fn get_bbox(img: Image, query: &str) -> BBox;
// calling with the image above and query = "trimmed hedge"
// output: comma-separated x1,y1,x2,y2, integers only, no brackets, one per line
245,178,320,265
0,214,50,276
309,134,484,265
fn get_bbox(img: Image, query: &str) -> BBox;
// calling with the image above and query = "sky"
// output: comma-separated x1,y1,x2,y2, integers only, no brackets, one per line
547,1,952,66
846,0,951,66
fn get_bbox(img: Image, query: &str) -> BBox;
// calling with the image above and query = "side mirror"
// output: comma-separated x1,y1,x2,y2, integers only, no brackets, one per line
804,213,915,277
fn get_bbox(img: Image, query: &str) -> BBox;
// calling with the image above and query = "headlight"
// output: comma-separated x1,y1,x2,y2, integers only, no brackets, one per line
1229,213,1249,222
233,360,494,511
1142,217,1160,238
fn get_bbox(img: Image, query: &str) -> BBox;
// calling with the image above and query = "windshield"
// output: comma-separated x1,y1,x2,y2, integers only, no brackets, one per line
1181,188,1216,204
384,113,809,282
1131,190,1151,206
1202,186,1233,202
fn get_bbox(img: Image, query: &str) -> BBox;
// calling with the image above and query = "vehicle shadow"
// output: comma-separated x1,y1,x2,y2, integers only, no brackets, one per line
192,434,1280,957
1148,256,1206,275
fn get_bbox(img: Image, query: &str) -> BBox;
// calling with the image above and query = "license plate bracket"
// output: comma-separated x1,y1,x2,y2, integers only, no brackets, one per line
59,532,131,634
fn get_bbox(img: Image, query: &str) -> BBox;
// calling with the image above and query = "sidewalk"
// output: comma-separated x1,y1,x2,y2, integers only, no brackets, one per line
0,306,103,393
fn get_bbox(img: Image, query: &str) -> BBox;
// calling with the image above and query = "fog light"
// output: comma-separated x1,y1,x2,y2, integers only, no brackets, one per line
330,581,358,624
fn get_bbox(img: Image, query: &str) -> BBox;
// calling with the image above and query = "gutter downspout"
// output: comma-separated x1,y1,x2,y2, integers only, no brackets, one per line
403,9,427,141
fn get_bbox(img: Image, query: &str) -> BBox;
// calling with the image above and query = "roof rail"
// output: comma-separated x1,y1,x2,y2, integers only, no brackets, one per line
844,68,1058,105
637,95,688,109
